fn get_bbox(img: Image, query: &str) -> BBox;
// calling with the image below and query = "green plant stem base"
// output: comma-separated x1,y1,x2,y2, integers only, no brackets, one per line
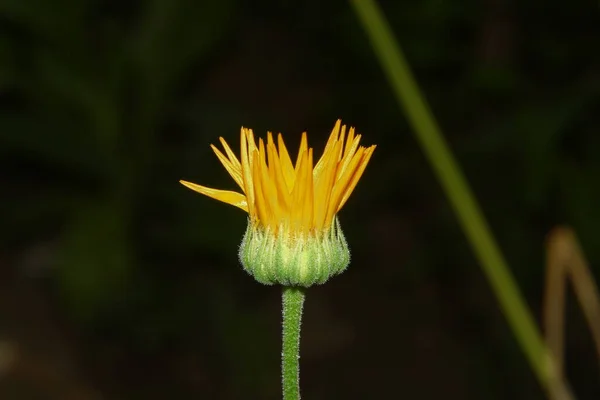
281,286,305,400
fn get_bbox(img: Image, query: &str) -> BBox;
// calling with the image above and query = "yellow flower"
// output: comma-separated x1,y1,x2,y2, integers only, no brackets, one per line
180,120,376,286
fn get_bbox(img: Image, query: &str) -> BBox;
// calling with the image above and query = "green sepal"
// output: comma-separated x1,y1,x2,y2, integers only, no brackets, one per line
239,218,350,287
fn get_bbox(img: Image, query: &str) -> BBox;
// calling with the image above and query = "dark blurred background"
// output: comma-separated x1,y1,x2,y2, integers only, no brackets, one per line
0,0,599,398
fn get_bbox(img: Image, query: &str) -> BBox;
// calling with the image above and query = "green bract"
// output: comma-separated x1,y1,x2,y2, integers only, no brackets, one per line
239,218,350,287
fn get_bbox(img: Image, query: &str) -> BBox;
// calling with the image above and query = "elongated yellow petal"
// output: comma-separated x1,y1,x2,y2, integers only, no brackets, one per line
343,127,356,159
335,134,362,182
251,150,270,225
277,133,295,191
246,128,258,156
179,180,248,212
313,138,342,230
302,148,314,230
258,138,281,225
295,132,308,172
326,146,366,223
291,149,308,231
210,144,244,190
336,124,346,161
266,133,277,184
240,128,256,218
314,119,341,173
338,145,376,211
219,137,242,171
267,140,291,213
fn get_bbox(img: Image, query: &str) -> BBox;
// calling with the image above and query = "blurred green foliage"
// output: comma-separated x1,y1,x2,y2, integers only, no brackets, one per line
0,0,599,398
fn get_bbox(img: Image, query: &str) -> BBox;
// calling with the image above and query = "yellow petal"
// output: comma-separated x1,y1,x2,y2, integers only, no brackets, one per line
219,137,242,171
210,144,244,190
258,138,280,223
302,148,314,230
277,133,296,191
343,127,356,159
337,124,347,161
338,145,376,211
179,180,248,212
266,133,277,184
326,146,366,222
335,134,362,182
313,137,342,230
291,149,308,231
267,140,291,213
251,150,271,227
314,119,341,173
240,128,256,218
294,132,308,172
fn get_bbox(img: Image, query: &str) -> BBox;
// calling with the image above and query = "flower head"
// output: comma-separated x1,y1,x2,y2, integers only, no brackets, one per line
181,120,375,286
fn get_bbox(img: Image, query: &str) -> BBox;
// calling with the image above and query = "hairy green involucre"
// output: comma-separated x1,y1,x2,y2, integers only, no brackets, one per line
239,218,350,287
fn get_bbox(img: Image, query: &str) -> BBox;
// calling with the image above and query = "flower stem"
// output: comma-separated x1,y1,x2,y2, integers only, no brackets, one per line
281,286,305,400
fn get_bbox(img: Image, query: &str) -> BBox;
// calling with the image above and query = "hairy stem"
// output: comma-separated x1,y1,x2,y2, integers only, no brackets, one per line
281,287,305,400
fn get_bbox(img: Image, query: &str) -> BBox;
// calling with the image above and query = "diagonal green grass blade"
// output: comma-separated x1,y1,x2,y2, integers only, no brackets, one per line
349,0,574,397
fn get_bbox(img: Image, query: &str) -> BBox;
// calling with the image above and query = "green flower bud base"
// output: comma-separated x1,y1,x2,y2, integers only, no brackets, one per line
239,218,350,287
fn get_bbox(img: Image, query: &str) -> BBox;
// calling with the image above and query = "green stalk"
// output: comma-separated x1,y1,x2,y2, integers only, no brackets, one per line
349,0,573,397
281,287,305,400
